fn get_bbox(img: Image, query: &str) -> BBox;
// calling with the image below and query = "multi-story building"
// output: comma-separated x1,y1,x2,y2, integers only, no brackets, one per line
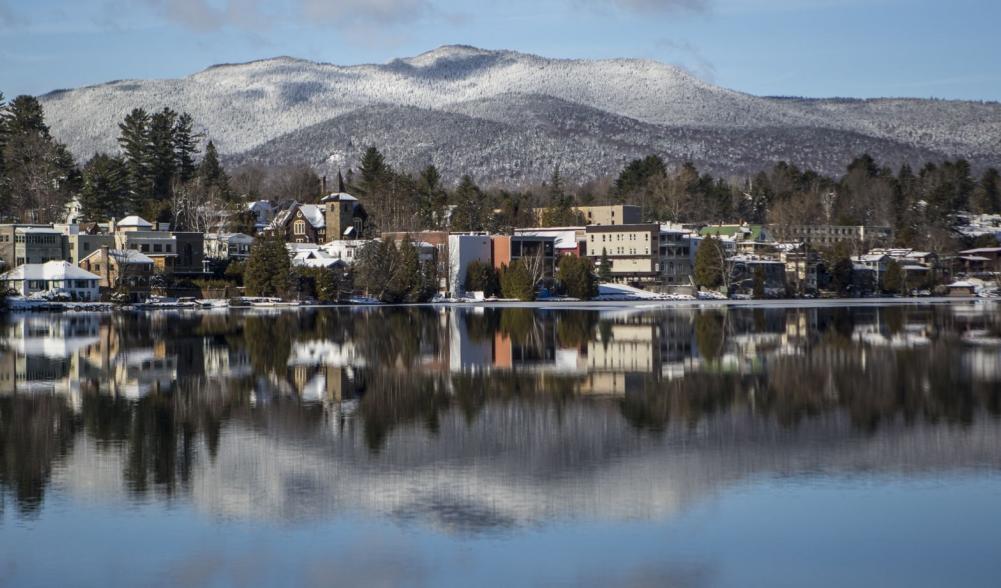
585,223,660,282
0,225,67,269
320,192,361,239
63,227,115,265
112,216,178,272
491,235,557,277
268,203,328,244
658,227,695,286
448,234,492,296
172,232,205,274
533,204,641,227
777,225,893,249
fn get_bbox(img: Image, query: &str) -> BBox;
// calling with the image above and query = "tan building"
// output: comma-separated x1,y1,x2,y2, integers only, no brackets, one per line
534,204,641,227
79,247,155,300
585,223,660,281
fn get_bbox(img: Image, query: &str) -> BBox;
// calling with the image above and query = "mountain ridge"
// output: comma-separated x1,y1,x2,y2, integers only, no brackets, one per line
37,45,1001,183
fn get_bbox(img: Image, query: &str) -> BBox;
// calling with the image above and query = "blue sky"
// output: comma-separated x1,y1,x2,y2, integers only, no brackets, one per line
1,0,998,100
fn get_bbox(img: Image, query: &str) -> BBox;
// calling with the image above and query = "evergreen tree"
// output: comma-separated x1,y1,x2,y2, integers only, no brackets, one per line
557,255,597,300
499,261,535,301
391,239,422,303
752,267,765,299
0,92,7,214
540,165,583,226
883,260,905,294
597,248,613,282
971,168,1000,214
450,175,484,231
198,140,230,197
172,112,200,183
244,237,292,298
464,260,500,296
2,95,79,221
118,108,153,210
148,107,177,201
416,164,447,229
80,154,128,221
694,236,726,290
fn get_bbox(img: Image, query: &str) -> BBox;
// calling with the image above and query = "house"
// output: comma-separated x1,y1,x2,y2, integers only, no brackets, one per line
79,247,155,300
322,239,372,264
247,200,275,233
205,233,254,261
0,261,100,300
112,216,178,272
585,224,660,283
946,280,977,297
268,202,327,243
729,255,787,293
852,253,891,285
290,247,346,270
958,247,1001,274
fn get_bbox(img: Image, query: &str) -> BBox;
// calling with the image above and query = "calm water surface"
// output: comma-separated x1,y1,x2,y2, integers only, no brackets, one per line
1,302,1000,587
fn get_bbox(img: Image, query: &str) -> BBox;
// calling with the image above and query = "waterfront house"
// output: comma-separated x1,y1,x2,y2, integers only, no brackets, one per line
0,261,100,300
205,233,254,261
585,223,660,283
79,247,155,300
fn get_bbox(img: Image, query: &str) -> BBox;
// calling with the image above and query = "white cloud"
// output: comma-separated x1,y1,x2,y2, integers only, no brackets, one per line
577,0,710,14
301,0,433,26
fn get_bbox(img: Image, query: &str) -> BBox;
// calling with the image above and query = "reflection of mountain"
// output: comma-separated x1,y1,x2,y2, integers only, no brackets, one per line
1,303,1000,528
49,401,1001,534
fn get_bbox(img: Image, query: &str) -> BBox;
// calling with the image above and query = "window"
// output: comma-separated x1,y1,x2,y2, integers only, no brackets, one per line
141,244,150,252
153,244,162,253
294,220,306,235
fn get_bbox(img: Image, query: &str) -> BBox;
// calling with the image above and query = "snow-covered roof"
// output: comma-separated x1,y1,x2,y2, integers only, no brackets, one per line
960,247,1001,255
109,249,155,264
948,281,977,288
207,232,254,243
117,215,153,228
321,192,358,203
854,254,889,262
516,229,578,249
1,261,99,281
15,227,61,235
960,255,991,262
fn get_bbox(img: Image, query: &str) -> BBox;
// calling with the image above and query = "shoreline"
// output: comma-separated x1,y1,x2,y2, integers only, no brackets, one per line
5,296,994,314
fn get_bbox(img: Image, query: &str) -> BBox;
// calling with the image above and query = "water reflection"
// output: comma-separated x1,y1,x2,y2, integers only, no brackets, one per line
1,303,1000,529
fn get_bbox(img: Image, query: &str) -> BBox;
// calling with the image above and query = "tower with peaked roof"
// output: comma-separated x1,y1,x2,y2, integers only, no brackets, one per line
321,192,359,241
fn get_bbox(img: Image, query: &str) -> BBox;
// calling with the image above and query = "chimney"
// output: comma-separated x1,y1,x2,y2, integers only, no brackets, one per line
321,175,327,196
110,217,117,234
100,245,110,285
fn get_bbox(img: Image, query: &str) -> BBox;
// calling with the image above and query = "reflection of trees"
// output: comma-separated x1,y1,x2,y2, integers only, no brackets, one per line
244,314,295,376
694,311,726,361
0,396,78,516
556,311,598,349
619,374,743,433
357,374,450,452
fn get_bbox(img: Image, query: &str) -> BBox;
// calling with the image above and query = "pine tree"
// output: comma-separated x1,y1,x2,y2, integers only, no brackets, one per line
198,140,230,197
597,248,612,282
244,237,292,298
172,112,200,183
557,255,597,300
148,107,177,200
971,168,1000,214
80,154,128,221
540,165,583,227
883,260,904,294
417,164,447,229
464,260,500,296
500,261,535,301
0,92,7,215
694,236,726,290
450,175,484,231
118,108,153,210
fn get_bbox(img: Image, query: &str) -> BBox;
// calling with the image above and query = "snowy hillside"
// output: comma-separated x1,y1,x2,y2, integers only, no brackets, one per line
38,45,1001,183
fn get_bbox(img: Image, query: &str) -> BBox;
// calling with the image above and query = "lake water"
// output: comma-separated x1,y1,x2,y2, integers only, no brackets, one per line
1,302,1000,587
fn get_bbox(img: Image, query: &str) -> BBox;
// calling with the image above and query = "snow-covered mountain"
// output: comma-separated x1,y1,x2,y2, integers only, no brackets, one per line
39,45,1001,183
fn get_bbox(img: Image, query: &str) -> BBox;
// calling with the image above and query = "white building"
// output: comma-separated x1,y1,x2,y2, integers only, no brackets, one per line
0,261,100,300
448,234,492,296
